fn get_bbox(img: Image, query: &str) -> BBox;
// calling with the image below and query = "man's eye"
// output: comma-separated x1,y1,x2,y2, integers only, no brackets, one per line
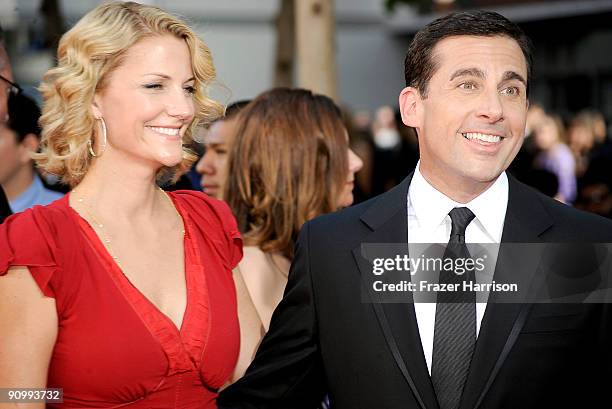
458,82,477,90
501,86,520,96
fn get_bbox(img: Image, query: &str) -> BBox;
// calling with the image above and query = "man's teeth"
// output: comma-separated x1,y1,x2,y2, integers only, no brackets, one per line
463,132,502,143
149,126,180,136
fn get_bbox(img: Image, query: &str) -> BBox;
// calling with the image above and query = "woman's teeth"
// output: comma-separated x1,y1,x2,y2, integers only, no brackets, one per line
149,126,180,136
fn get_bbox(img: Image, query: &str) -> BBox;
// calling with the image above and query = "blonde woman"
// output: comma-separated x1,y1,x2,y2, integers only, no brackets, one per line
224,88,363,381
0,2,242,408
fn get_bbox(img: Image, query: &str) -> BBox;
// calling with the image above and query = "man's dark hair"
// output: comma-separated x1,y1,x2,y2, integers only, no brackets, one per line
224,99,251,121
7,92,42,143
404,10,533,98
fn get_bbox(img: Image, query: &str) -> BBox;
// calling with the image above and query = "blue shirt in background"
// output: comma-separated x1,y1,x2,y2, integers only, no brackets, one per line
9,174,64,213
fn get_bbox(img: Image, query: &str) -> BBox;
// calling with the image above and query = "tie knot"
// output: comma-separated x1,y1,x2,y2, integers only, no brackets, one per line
448,207,475,240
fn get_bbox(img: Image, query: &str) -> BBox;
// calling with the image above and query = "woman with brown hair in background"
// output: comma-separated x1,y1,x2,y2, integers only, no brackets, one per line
224,88,363,381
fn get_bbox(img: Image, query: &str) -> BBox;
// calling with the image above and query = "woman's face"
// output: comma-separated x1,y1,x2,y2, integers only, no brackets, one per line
92,34,195,169
338,147,363,208
534,116,558,150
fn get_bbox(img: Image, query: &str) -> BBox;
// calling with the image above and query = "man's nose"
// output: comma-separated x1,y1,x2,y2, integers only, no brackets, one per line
476,90,503,123
196,152,215,175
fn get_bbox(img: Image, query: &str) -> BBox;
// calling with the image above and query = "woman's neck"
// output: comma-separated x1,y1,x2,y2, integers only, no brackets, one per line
71,152,164,222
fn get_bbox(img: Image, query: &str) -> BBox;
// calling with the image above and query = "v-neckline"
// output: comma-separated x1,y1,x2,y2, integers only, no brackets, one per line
66,193,211,374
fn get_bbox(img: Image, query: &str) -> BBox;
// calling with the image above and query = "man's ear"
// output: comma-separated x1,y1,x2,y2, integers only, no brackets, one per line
18,133,39,164
399,86,422,129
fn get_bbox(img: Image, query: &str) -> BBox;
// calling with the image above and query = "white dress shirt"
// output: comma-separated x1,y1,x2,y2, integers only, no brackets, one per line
407,162,508,374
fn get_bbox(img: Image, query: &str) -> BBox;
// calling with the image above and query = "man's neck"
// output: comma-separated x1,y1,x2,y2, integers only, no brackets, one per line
2,165,35,201
418,163,496,204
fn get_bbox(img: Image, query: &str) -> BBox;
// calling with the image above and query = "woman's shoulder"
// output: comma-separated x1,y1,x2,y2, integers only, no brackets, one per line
1,196,72,242
169,190,234,226
239,247,289,279
241,246,268,267
0,196,73,297
170,190,243,269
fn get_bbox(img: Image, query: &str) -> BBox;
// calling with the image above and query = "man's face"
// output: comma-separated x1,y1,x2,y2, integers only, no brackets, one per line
0,46,13,124
0,124,23,185
402,35,528,197
195,118,236,198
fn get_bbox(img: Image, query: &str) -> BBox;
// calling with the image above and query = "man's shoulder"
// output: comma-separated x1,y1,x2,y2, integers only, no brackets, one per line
511,177,612,241
309,195,379,232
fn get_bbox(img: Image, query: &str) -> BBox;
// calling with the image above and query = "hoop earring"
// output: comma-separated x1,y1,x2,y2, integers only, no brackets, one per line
88,117,107,157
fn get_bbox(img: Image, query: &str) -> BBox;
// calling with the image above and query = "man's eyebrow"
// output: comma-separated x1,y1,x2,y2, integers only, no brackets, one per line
502,71,527,87
449,68,485,81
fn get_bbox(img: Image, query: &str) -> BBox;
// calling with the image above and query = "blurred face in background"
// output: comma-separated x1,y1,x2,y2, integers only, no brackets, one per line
338,147,363,208
196,117,238,198
525,104,546,137
0,46,12,124
0,123,20,185
568,123,594,155
534,115,560,150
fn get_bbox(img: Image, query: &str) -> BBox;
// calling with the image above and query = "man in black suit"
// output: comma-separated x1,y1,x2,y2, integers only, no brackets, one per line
0,23,13,223
219,10,612,409
0,187,10,223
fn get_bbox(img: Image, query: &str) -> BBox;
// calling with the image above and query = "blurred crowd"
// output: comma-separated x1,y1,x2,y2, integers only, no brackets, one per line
3,90,611,219
341,103,611,218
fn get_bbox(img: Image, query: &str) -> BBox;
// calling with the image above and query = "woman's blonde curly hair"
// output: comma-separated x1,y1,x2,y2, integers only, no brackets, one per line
35,1,223,187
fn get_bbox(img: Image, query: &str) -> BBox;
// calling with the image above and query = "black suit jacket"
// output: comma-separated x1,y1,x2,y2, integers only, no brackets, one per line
0,186,11,224
219,173,612,409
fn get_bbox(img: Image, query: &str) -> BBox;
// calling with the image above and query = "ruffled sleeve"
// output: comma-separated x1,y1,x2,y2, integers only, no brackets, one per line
170,190,243,270
0,206,63,298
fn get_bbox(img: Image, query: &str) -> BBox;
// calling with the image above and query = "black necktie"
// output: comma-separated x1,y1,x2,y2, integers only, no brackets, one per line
431,207,476,409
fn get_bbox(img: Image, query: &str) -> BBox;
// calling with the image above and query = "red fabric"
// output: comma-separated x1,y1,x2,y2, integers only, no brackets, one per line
0,191,242,409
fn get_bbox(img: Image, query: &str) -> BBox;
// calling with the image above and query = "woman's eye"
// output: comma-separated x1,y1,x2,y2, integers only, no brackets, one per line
144,83,163,90
184,86,196,95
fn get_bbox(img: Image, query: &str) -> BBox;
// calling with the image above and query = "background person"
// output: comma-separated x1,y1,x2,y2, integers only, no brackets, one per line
224,88,362,382
0,92,64,212
0,22,13,222
0,3,241,408
196,100,250,198
532,114,576,203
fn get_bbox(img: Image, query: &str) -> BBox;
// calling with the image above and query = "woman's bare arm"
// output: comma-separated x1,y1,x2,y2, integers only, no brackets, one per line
225,266,265,385
0,267,58,409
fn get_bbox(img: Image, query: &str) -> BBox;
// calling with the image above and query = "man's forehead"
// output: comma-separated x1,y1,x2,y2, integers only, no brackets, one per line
431,35,527,77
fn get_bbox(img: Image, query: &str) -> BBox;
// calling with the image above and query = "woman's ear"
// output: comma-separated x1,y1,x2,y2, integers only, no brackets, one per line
398,86,422,129
91,94,103,119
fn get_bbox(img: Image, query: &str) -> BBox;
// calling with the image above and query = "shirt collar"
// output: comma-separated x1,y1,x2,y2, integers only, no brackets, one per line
408,161,508,242
9,174,44,213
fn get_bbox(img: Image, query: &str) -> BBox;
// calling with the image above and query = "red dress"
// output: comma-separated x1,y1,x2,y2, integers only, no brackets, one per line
0,191,242,408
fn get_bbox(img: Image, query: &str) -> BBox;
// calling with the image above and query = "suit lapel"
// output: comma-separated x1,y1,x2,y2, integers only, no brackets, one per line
351,173,440,409
460,176,553,409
